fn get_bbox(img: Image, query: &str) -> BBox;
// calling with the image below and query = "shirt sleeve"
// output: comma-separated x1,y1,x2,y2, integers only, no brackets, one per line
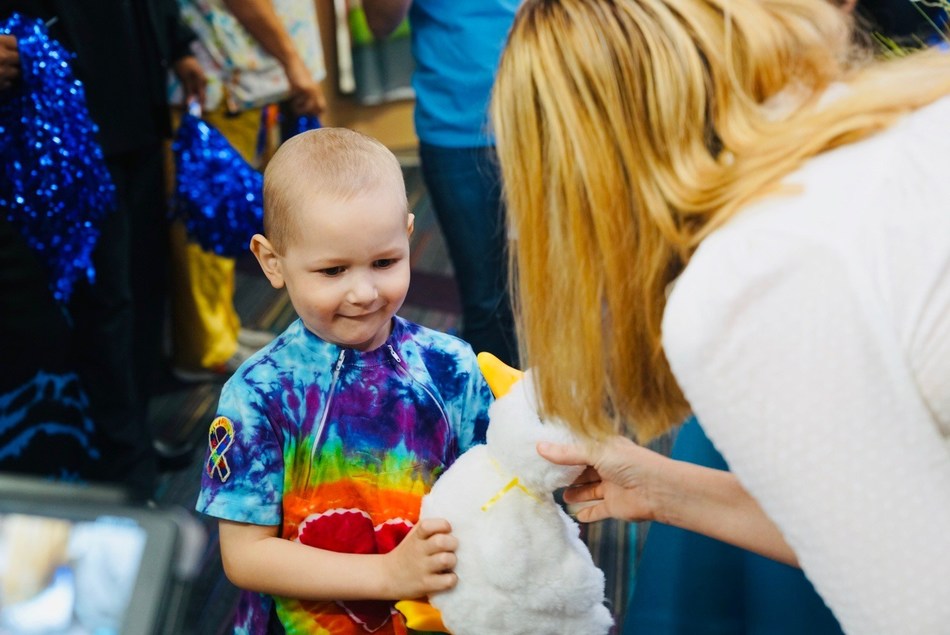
662,228,950,634
195,374,285,526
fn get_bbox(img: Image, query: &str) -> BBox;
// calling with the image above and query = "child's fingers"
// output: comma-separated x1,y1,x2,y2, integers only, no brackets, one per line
414,517,452,538
427,549,457,573
424,570,458,593
426,532,458,556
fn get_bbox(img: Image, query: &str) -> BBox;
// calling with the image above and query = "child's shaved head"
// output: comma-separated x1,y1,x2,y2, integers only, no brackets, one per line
262,127,407,254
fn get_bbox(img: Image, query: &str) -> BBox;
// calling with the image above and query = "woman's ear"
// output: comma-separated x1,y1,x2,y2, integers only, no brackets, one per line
250,234,286,289
407,212,416,238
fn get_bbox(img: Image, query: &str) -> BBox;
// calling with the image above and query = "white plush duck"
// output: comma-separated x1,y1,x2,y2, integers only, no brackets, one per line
398,353,613,635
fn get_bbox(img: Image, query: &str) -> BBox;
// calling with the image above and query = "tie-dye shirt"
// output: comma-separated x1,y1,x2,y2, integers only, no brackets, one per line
197,317,492,635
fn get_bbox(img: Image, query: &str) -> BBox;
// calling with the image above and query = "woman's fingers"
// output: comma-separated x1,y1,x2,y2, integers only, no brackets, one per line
537,440,592,466
569,500,609,523
562,479,603,503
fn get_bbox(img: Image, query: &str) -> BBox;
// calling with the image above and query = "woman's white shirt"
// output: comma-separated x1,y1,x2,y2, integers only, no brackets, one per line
663,95,950,634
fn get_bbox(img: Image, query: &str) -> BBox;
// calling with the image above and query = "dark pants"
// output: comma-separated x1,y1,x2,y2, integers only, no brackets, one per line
418,143,518,366
68,143,167,498
0,218,73,382
0,217,99,480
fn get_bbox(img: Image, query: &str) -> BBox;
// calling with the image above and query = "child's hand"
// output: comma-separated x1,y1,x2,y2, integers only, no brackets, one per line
383,518,458,600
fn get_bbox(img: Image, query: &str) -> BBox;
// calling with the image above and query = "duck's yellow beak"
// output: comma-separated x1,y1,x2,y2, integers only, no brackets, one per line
476,352,524,398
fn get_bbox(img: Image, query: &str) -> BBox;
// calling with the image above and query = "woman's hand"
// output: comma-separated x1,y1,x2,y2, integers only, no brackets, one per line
539,435,798,565
538,435,666,524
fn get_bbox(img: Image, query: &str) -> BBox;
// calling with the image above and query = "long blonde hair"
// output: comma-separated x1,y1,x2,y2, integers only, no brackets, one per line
491,0,950,441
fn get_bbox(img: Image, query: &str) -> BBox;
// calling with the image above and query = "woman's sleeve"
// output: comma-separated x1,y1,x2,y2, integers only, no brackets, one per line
662,229,950,634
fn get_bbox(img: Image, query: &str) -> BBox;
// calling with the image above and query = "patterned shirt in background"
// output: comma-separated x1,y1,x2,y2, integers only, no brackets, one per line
197,317,493,634
168,0,326,112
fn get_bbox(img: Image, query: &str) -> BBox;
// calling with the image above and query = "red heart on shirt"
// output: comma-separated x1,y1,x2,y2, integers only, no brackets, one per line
296,509,414,632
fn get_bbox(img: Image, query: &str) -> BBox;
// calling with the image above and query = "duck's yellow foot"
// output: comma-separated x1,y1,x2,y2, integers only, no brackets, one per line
395,599,449,633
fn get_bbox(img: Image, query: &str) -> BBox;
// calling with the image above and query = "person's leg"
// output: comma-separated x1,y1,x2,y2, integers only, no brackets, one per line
168,105,262,375
0,217,73,384
418,143,518,366
70,154,156,498
126,143,170,399
0,217,98,479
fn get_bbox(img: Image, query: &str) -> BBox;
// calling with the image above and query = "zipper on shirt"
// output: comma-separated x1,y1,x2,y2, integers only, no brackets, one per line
307,349,346,475
386,345,451,433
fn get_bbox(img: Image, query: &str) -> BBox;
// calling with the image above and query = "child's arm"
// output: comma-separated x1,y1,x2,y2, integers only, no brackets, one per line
219,517,460,601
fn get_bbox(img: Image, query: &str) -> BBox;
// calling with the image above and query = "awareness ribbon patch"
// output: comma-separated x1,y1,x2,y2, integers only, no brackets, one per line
207,416,235,482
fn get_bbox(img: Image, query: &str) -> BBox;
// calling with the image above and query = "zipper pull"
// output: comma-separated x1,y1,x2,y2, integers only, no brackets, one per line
387,345,402,364
335,349,346,371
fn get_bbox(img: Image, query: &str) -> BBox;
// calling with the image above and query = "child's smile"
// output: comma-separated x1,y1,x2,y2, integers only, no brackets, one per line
264,181,414,352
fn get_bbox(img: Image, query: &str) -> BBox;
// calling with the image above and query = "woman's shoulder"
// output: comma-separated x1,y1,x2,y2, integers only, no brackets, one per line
662,88,950,377
667,90,950,326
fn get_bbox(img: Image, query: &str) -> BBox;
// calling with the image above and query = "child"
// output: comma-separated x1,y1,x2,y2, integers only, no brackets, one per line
196,127,493,634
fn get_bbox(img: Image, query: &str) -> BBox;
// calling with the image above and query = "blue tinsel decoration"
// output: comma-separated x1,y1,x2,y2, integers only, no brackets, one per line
172,113,264,257
0,14,116,302
294,114,323,136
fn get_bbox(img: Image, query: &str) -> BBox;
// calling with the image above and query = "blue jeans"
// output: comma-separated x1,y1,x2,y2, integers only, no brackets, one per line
419,143,518,366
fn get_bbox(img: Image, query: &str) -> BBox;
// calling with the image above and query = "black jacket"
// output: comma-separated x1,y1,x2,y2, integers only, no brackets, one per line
2,0,195,155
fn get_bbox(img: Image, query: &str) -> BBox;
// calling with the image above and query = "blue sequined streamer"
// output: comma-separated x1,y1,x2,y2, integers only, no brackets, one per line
254,106,323,158
0,14,116,302
294,114,322,135
171,113,264,257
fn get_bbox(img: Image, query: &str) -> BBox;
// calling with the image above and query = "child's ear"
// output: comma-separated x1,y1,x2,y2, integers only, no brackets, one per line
250,234,286,289
407,213,415,238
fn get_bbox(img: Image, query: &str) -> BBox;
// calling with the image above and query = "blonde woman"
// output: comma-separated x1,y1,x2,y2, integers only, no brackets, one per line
491,0,950,633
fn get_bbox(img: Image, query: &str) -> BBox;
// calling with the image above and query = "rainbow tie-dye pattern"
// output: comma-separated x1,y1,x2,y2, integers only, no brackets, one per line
197,317,492,634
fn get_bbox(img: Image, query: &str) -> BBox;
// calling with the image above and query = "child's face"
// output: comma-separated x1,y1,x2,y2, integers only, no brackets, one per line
274,182,413,351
